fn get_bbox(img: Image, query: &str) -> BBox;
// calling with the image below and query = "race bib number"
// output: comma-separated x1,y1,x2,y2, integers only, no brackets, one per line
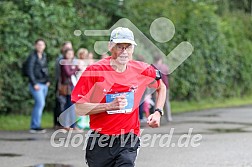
106,92,134,114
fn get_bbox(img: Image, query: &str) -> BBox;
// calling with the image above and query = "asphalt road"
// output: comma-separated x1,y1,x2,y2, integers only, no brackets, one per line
0,106,252,167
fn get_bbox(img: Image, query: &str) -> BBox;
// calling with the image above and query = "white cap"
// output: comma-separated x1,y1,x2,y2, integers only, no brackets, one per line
110,27,137,45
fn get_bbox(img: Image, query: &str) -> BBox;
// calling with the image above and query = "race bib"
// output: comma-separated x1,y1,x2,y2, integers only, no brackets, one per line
106,92,134,114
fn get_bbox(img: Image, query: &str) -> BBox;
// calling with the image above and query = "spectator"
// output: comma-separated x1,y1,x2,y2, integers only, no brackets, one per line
76,48,90,130
76,48,89,79
87,51,95,65
27,39,50,133
54,41,72,129
60,49,78,129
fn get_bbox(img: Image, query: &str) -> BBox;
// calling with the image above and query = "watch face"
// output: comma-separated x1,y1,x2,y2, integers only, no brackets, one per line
160,110,164,116
155,70,161,80
155,108,163,116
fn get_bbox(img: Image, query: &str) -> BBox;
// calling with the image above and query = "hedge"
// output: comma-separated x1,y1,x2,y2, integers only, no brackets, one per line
0,0,251,114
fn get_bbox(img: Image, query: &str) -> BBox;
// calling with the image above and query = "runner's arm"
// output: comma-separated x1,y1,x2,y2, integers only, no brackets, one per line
147,80,166,128
75,95,127,116
155,80,166,112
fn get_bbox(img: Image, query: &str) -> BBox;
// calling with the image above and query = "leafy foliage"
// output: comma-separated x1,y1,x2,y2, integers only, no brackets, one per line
0,0,252,114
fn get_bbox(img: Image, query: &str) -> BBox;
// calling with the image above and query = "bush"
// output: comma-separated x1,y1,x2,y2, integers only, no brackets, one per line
0,0,252,114
0,0,110,114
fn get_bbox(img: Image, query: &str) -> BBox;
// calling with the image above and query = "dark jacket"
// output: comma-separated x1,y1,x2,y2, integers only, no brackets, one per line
27,50,49,86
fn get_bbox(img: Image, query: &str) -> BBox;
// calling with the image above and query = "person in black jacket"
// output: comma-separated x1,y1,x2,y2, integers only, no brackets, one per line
27,39,50,133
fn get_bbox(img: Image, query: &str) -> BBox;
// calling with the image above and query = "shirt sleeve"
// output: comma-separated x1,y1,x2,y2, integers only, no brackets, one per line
71,66,96,103
140,64,161,89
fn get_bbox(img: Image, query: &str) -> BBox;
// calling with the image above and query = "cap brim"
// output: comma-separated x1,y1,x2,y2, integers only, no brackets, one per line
112,39,137,45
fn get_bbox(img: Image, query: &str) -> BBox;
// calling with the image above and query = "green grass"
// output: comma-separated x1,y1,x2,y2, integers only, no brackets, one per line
171,95,252,114
0,112,53,131
1,95,252,131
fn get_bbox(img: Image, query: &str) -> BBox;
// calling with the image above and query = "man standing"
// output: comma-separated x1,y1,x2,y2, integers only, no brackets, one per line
71,27,166,167
27,39,50,133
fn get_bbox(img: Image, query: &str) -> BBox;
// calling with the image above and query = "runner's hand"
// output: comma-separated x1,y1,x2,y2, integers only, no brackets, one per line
109,95,128,110
147,112,161,128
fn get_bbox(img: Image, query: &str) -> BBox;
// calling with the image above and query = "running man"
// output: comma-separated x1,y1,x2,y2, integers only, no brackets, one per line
71,27,166,167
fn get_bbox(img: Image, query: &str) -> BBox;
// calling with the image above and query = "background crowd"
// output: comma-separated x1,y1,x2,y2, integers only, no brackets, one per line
1,0,252,131
25,39,171,133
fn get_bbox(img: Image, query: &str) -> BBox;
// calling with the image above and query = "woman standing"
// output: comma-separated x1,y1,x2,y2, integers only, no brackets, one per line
60,49,78,129
27,39,50,133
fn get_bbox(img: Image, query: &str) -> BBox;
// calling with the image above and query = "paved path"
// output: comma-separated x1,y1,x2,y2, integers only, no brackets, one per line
0,106,252,167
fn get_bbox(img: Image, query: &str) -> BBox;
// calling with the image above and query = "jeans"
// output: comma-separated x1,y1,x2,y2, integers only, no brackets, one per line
29,83,48,129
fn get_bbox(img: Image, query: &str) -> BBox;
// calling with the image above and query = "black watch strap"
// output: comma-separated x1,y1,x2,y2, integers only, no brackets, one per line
154,108,163,116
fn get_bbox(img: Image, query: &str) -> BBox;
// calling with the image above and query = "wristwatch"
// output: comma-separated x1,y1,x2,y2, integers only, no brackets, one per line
154,108,164,116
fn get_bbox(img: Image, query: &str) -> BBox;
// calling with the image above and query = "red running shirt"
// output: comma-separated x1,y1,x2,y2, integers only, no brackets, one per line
71,57,160,135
